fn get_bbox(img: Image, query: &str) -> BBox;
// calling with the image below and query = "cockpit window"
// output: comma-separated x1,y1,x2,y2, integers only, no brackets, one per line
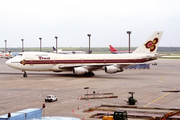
17,54,23,56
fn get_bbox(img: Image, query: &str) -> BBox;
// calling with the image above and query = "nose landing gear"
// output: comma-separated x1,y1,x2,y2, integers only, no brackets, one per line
23,71,27,77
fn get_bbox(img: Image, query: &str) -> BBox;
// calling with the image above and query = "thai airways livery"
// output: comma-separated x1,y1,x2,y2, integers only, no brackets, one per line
6,31,163,77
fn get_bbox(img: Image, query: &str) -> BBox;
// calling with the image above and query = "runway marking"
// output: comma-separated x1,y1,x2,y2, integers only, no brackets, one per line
144,88,176,107
159,76,166,82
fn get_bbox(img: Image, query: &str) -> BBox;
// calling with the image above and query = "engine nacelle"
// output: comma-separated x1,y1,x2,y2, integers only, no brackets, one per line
105,66,123,74
73,67,89,75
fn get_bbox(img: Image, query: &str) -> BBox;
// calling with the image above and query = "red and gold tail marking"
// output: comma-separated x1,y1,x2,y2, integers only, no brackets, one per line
145,38,158,52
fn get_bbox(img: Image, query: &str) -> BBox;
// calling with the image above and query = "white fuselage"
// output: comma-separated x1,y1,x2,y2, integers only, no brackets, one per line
6,52,156,72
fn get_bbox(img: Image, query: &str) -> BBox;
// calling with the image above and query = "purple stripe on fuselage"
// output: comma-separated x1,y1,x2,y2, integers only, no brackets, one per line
21,59,149,65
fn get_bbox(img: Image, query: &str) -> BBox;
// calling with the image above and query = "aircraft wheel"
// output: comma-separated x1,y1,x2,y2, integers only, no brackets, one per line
23,74,27,77
90,72,95,76
23,71,27,77
84,72,95,77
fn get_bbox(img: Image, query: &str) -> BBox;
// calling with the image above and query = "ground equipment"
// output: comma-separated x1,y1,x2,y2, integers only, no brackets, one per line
126,92,137,105
102,111,128,120
150,109,180,120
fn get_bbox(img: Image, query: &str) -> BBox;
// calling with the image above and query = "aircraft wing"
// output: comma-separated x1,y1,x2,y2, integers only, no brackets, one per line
58,63,132,71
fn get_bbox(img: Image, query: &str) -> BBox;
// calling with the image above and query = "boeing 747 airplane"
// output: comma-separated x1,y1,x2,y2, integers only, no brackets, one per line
6,31,163,77
52,46,85,54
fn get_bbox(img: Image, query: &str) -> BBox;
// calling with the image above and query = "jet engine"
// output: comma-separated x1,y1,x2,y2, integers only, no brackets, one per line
73,67,89,75
105,66,123,74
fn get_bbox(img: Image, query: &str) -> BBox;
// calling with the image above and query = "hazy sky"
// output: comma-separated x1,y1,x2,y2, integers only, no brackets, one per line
0,0,180,48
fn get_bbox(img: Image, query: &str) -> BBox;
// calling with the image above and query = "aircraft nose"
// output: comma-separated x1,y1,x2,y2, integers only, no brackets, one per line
6,58,21,69
6,59,12,66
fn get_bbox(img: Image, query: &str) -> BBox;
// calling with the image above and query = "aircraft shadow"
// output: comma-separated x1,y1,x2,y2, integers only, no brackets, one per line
0,72,173,80
0,72,139,80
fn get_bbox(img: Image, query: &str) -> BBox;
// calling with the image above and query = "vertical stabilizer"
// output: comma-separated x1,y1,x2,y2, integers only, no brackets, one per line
109,45,117,52
132,31,163,54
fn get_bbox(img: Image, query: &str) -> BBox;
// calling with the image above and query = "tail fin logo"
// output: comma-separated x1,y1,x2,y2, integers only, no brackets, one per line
144,38,159,52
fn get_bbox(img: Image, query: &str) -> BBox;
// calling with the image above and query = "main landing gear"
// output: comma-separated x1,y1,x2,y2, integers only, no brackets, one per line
84,72,95,77
23,71,27,77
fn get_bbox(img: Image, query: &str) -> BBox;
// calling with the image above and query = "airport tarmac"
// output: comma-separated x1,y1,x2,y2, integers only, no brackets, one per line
0,58,180,119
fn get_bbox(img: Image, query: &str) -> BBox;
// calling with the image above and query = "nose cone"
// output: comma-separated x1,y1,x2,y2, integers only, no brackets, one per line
6,58,20,69
6,59,12,67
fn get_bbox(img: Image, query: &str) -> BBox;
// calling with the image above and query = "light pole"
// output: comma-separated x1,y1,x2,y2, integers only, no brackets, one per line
55,36,58,53
4,40,7,55
87,34,92,54
39,37,42,52
127,31,132,53
21,39,24,52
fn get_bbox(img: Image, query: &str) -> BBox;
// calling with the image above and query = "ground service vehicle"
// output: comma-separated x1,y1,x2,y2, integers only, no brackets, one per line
102,111,128,120
45,95,58,102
